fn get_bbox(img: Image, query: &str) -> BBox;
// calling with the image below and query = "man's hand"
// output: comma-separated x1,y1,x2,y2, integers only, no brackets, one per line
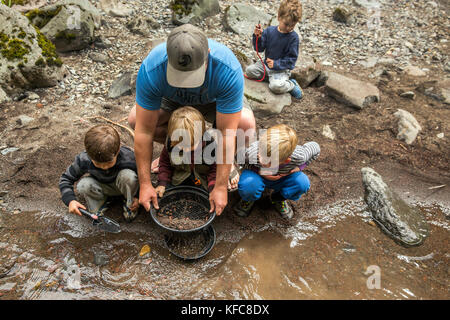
139,183,159,212
209,185,228,216
68,200,86,216
155,185,166,198
266,58,274,69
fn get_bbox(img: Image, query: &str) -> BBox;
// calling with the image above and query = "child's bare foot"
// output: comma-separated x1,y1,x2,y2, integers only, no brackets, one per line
151,157,160,174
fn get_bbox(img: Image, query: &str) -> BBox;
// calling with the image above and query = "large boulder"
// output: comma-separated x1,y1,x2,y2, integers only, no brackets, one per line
25,0,101,52
291,55,321,88
0,4,65,97
325,72,380,109
244,78,291,116
393,109,422,145
224,3,272,35
170,0,220,26
361,167,429,247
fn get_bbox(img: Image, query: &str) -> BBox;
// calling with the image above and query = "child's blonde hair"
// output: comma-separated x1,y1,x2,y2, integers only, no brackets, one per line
260,124,298,163
278,0,303,26
168,106,206,147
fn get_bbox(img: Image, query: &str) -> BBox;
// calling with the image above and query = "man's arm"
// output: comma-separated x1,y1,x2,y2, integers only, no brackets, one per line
134,103,160,211
209,110,242,215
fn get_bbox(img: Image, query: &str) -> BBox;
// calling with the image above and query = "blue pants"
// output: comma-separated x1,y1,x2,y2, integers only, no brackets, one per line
238,170,311,202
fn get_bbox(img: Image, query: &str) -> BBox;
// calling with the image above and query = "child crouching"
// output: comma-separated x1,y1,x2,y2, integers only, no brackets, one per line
59,125,139,222
234,124,320,219
155,107,216,197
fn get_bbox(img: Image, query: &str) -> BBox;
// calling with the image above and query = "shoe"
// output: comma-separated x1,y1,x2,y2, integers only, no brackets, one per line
95,201,110,217
272,199,294,219
289,79,303,99
233,199,255,217
123,201,138,222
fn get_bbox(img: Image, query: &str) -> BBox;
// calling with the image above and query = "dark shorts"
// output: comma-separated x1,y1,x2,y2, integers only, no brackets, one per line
160,98,217,124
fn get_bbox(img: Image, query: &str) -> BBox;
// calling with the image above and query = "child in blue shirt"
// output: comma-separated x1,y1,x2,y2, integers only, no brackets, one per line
245,0,303,99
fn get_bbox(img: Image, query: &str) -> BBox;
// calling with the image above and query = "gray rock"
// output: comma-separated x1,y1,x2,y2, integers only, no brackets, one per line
244,78,291,116
224,4,272,35
404,65,426,77
361,167,428,247
333,7,355,25
88,52,108,64
17,115,35,126
93,36,112,49
291,55,321,88
27,92,40,100
171,0,221,26
399,91,415,100
108,71,132,99
0,5,65,97
37,2,96,52
394,109,422,145
126,16,161,36
322,125,336,140
0,87,9,104
325,72,380,109
353,0,382,8
99,0,133,17
1,147,19,155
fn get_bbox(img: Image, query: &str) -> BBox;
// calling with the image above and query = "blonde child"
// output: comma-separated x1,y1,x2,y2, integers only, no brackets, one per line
155,107,217,197
234,124,320,219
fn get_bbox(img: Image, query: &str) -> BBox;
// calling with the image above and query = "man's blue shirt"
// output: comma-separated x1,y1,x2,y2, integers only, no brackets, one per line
136,39,244,114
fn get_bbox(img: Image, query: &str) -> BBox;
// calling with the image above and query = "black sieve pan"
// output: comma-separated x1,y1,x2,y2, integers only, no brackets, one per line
150,186,216,233
164,225,216,260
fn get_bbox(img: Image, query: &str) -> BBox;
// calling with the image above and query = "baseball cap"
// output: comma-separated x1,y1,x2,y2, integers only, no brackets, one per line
166,24,209,88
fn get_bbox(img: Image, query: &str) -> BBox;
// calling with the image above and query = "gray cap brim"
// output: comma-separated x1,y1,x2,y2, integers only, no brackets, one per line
167,61,207,88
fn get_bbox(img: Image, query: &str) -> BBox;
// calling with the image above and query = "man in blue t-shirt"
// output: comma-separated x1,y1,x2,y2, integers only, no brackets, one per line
129,24,256,216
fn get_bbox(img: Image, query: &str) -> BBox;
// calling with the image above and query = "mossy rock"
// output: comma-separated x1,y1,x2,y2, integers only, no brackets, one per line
1,3,65,96
25,6,62,29
171,0,220,26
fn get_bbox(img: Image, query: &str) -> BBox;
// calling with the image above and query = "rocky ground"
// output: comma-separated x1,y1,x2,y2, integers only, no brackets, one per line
0,0,449,236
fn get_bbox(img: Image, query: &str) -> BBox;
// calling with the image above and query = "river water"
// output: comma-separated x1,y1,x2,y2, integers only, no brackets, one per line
0,197,448,300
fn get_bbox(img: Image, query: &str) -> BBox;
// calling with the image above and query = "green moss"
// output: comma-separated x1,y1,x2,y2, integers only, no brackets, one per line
35,57,45,66
170,0,199,16
34,26,63,67
55,30,76,43
18,31,26,39
25,6,62,29
1,38,30,61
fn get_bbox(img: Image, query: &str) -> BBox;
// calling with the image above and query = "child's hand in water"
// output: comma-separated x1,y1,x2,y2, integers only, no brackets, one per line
254,24,263,37
155,185,166,198
68,200,86,216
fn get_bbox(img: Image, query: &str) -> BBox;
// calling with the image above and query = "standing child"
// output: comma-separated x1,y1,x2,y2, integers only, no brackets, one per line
59,125,140,222
246,0,303,99
234,124,320,219
155,107,217,198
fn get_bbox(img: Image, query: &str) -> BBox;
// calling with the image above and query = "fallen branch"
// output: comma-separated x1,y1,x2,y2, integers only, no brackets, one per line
84,116,134,138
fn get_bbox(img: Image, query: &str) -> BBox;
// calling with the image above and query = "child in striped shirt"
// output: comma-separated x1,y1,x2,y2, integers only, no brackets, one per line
234,124,320,219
